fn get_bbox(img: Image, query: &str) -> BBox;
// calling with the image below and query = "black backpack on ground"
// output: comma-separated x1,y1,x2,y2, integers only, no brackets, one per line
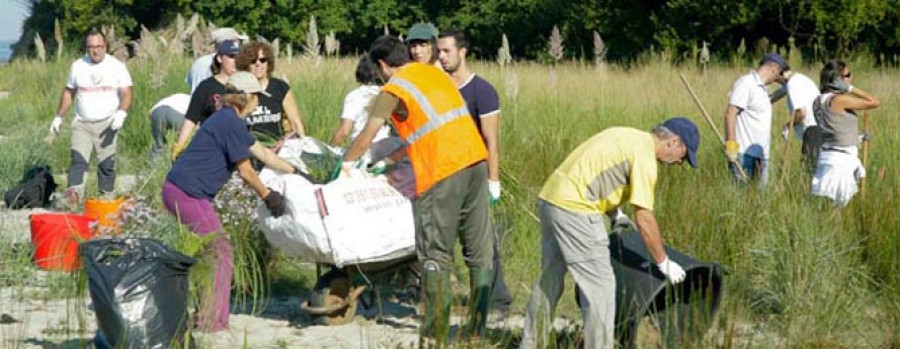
4,165,57,209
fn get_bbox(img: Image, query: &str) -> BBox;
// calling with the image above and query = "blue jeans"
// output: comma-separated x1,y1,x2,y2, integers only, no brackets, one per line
730,153,769,189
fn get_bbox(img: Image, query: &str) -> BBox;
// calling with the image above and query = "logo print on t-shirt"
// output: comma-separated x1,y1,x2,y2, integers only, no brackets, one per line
246,105,280,125
90,72,103,86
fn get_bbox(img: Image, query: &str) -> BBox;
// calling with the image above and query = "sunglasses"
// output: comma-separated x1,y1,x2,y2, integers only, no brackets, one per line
253,57,269,64
222,53,237,59
842,72,853,79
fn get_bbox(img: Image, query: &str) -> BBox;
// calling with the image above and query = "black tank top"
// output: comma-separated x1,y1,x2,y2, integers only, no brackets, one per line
245,78,290,141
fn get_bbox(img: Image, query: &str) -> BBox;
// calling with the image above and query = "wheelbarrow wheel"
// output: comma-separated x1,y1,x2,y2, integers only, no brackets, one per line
303,269,365,326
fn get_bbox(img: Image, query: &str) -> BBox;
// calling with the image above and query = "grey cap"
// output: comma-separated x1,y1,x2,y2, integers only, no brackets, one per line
227,71,271,97
211,27,249,44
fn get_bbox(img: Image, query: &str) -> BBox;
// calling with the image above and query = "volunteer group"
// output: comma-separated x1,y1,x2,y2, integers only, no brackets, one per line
46,22,877,347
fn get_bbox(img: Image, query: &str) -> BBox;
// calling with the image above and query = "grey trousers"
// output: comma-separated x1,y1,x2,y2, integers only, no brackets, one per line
149,105,185,161
68,118,117,196
521,199,615,349
414,161,494,271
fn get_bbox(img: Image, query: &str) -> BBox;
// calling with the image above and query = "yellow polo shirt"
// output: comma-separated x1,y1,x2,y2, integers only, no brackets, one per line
539,127,657,214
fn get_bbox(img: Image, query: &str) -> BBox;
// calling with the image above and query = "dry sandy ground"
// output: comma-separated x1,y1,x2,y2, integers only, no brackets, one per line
0,285,543,349
0,265,536,349
0,203,763,348
0,176,548,348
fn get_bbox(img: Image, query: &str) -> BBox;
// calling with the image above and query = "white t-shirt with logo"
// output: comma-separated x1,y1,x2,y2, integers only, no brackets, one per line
340,85,390,143
785,72,819,136
66,54,132,122
728,70,773,159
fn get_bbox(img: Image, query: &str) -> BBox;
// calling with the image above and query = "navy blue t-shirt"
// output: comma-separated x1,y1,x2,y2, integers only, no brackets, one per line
167,107,256,199
458,74,500,140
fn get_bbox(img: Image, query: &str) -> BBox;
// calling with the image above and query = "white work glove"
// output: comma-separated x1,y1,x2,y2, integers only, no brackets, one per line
781,124,790,141
50,115,63,134
340,160,368,179
488,180,501,205
656,257,686,284
110,110,127,131
367,159,393,175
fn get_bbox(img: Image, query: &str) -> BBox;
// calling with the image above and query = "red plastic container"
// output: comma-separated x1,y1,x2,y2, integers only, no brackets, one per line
29,214,96,271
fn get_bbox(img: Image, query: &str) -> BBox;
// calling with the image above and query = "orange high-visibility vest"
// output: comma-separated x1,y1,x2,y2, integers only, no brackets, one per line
383,63,487,196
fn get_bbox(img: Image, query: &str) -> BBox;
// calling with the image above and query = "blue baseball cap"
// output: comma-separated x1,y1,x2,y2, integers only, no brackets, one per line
217,39,240,55
662,117,699,168
760,52,789,72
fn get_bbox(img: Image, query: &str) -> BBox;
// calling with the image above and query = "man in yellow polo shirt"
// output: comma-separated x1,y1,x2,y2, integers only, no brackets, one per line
520,117,698,348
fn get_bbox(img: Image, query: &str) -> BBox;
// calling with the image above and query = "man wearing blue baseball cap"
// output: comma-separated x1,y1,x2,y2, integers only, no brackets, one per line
520,117,697,348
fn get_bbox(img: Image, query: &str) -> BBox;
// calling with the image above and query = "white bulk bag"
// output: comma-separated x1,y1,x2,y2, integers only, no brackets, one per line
258,170,416,267
258,169,333,263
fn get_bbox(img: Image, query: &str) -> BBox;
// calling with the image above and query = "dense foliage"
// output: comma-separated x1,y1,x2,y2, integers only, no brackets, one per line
13,0,900,63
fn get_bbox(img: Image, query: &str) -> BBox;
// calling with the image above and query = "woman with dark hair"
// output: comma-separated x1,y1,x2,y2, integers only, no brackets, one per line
235,41,305,143
172,40,242,159
810,60,880,206
163,71,298,332
329,56,389,146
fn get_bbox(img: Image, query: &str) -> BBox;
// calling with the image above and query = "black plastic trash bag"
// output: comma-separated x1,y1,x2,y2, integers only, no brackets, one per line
80,237,196,349
575,229,725,348
4,165,56,209
608,230,724,348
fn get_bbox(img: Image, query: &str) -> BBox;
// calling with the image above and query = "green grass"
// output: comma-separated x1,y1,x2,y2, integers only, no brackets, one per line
1,52,899,347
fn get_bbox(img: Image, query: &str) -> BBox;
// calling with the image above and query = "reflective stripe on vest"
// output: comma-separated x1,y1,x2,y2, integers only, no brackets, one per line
384,63,487,196
389,77,471,145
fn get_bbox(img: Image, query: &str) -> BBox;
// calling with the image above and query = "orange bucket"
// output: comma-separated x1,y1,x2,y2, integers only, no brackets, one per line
30,214,96,271
84,197,127,234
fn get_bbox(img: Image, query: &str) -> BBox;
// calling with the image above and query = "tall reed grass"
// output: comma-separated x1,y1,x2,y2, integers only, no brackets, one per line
0,47,898,347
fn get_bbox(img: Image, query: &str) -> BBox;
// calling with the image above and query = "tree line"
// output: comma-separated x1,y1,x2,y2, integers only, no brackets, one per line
13,0,900,65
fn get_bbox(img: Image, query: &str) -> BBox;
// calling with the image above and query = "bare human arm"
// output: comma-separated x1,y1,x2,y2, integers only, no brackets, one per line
282,89,306,137
833,87,880,113
117,86,133,112
248,141,296,173
634,207,669,265
174,119,197,148
329,119,354,146
724,104,740,143
480,112,501,181
790,108,805,126
783,108,805,133
235,158,271,199
176,82,214,149
55,88,76,117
